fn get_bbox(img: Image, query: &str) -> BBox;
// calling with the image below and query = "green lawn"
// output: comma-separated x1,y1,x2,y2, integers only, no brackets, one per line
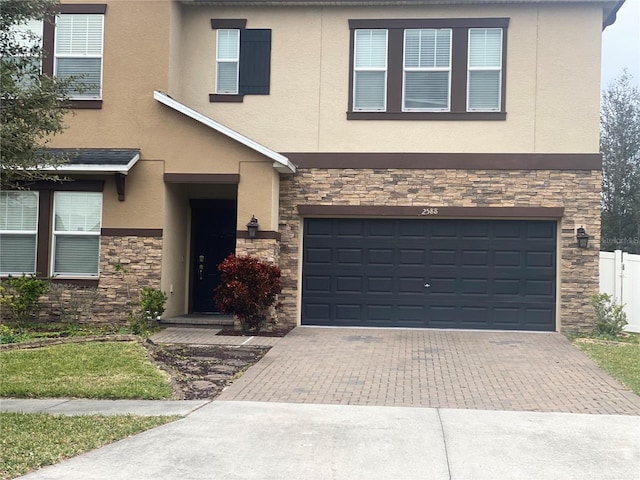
0,342,172,399
0,412,178,479
575,340,640,395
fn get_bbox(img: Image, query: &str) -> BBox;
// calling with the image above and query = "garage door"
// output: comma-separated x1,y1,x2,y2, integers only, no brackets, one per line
301,218,556,331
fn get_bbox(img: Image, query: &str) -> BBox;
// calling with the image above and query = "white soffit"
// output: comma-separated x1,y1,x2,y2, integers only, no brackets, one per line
153,90,296,174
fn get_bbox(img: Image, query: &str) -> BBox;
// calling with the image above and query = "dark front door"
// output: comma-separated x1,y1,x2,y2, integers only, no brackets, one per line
190,200,237,313
301,218,557,331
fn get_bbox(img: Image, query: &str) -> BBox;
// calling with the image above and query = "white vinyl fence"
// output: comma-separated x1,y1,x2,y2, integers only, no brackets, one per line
600,250,640,333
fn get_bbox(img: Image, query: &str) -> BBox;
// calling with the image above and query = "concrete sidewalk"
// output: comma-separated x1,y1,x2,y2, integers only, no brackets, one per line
0,398,210,417
14,401,640,480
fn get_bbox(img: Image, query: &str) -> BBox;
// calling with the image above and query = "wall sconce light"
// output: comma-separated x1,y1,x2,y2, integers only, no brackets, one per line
247,215,259,239
576,226,590,249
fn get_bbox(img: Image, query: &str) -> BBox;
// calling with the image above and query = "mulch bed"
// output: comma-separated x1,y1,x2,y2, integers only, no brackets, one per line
216,326,294,337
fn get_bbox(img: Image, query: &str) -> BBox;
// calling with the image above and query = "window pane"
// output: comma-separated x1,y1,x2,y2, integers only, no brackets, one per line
404,71,449,110
217,62,239,93
0,192,38,231
0,234,36,274
469,28,502,67
54,192,102,233
55,57,101,97
54,235,100,275
355,30,387,69
217,29,239,59
354,71,386,110
405,29,450,68
468,70,500,110
55,15,103,56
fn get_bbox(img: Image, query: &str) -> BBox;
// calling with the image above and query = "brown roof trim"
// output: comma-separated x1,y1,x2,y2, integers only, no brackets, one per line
211,19,247,29
28,180,105,192
236,230,282,241
298,205,565,218
58,4,107,14
349,18,509,29
101,228,163,237
283,153,602,170
164,173,240,184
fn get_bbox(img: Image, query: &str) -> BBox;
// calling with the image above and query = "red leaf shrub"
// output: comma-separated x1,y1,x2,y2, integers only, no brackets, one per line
214,254,282,333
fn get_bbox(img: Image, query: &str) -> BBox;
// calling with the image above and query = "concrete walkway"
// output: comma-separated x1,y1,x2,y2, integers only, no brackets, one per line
14,401,640,480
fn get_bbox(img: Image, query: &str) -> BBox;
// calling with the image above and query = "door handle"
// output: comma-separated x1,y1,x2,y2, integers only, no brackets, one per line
198,264,204,280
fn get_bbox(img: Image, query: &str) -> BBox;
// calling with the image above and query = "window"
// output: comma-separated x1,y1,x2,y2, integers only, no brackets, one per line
353,29,387,111
41,4,106,108
403,29,451,111
52,192,102,277
467,28,503,111
210,20,272,102
54,14,104,99
216,29,240,94
0,192,39,275
348,18,508,120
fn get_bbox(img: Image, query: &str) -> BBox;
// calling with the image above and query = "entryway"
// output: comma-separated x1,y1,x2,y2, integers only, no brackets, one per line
189,199,236,313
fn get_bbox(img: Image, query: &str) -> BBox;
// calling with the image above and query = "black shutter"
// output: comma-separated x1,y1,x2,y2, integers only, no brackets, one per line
239,29,271,95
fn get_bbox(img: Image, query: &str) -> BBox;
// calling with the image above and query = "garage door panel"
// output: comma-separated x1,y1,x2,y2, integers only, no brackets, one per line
302,218,556,330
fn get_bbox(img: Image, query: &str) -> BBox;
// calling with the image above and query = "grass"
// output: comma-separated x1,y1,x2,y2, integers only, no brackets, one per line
0,342,173,399
575,337,640,395
0,412,178,479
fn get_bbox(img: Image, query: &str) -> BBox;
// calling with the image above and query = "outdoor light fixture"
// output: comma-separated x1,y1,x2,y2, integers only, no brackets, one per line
247,215,259,238
576,226,590,249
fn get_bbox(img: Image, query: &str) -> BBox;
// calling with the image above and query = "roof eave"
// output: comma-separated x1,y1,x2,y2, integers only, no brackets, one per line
41,152,141,174
153,90,296,174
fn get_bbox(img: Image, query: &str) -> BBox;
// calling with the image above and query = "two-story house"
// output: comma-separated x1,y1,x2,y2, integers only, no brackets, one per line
1,0,623,331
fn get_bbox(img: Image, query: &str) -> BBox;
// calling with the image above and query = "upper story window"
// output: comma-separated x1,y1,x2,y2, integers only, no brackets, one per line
210,19,272,103
54,14,104,100
348,18,508,120
0,192,39,275
42,4,106,109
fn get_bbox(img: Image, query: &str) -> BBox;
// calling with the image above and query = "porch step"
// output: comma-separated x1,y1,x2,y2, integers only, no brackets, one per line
159,314,235,329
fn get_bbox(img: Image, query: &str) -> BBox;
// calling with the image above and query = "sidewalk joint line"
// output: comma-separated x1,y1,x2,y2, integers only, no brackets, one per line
437,409,453,480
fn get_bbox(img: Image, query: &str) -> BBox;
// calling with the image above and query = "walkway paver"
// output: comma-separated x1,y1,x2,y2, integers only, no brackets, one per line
218,327,640,415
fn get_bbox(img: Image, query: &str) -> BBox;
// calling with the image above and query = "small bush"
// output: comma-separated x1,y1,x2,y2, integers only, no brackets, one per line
215,254,282,334
0,275,50,332
591,293,628,338
0,324,20,344
129,287,167,335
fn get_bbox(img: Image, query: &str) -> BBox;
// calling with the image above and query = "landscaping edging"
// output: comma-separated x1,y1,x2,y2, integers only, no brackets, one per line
0,334,139,351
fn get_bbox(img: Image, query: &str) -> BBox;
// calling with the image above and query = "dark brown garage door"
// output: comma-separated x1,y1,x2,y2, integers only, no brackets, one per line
301,218,556,331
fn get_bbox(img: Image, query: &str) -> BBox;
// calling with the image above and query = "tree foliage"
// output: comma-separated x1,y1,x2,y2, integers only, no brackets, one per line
0,0,73,190
600,71,640,253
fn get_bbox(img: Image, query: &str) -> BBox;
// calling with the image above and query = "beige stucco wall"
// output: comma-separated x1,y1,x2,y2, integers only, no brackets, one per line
176,3,603,154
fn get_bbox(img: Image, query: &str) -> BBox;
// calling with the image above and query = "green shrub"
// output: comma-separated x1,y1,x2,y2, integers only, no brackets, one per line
129,287,167,335
139,287,168,321
215,254,282,334
0,324,20,344
0,275,50,332
591,293,628,338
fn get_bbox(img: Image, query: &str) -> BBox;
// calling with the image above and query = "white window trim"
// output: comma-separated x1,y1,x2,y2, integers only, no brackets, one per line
402,29,452,112
216,29,240,95
51,192,102,278
0,191,39,276
466,28,503,112
53,14,104,100
353,29,388,112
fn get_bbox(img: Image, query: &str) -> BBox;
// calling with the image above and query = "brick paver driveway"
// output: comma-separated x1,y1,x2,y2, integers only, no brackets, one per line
218,327,640,415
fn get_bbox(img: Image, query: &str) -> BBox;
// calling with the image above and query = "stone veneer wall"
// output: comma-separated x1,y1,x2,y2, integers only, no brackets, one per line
94,235,163,323
235,238,280,264
278,168,602,332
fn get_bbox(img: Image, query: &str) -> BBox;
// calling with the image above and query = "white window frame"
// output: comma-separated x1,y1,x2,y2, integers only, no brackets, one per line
216,29,240,94
402,28,452,112
0,192,39,276
353,29,388,112
54,13,104,100
51,192,102,278
466,28,503,112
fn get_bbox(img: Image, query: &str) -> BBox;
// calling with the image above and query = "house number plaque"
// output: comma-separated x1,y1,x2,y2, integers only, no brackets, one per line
420,208,439,216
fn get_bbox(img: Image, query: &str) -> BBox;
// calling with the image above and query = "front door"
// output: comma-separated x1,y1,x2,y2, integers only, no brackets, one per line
190,199,237,313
